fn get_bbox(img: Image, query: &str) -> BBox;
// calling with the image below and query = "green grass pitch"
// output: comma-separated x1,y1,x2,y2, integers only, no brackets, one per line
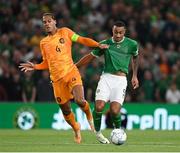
0,129,179,152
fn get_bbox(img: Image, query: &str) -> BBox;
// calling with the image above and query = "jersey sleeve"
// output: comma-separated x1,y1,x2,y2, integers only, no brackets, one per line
63,27,80,42
40,42,46,61
34,41,48,70
131,41,139,56
91,40,106,57
64,27,99,47
91,48,103,57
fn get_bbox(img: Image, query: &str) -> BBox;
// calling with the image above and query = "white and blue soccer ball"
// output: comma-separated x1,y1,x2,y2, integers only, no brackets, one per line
110,128,127,145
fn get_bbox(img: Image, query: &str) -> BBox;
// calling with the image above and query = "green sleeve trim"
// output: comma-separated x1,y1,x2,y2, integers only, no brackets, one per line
71,33,79,42
134,49,139,56
91,52,99,58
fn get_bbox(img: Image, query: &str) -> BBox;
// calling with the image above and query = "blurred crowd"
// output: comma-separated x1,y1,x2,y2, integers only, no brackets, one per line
0,0,179,103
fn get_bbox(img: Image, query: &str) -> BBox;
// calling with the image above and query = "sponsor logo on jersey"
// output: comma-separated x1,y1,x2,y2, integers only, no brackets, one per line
59,38,65,44
117,45,121,48
56,97,61,103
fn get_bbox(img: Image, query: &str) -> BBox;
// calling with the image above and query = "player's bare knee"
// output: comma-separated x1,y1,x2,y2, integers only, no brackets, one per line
111,109,120,116
110,102,121,114
62,110,71,115
95,103,104,112
110,106,120,115
60,106,71,115
59,103,71,115
75,97,85,106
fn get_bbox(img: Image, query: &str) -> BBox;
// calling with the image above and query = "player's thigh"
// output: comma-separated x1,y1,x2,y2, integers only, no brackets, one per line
72,85,85,102
110,77,127,105
68,68,84,103
52,81,73,104
95,76,110,102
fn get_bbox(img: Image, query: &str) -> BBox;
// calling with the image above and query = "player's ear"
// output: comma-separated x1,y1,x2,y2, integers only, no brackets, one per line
54,20,57,25
123,27,126,34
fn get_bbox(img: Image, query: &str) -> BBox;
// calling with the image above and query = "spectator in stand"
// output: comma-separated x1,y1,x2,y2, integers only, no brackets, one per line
22,71,36,103
9,68,22,102
0,0,179,103
36,70,54,102
155,72,171,102
166,82,180,104
140,70,155,102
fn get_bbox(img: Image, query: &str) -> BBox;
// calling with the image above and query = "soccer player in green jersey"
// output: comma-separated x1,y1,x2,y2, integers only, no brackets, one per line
76,21,139,144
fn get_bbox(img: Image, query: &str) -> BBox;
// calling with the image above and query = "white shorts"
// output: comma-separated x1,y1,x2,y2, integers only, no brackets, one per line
95,73,127,105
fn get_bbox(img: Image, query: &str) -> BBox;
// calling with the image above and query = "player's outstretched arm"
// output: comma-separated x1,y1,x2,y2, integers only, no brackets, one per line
131,55,139,89
76,53,95,68
77,36,109,49
19,60,48,72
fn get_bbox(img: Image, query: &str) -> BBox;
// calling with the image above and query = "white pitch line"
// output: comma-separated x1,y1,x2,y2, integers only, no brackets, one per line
1,141,180,148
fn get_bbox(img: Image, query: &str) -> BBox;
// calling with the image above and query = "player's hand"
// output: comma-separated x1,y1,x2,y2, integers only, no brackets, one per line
131,76,139,89
98,44,109,49
19,61,35,72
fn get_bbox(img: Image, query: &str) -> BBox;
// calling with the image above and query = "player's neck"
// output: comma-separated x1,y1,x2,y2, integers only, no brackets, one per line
48,28,58,36
112,36,125,43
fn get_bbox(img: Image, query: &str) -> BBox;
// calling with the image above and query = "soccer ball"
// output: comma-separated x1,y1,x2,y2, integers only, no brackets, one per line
110,128,127,145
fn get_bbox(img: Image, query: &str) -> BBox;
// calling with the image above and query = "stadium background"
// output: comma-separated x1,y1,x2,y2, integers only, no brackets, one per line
0,0,179,129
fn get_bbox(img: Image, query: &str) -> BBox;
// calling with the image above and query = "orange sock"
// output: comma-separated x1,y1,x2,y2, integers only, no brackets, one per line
81,101,93,121
63,112,78,131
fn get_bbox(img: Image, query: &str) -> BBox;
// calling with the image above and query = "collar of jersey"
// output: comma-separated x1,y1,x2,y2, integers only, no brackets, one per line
111,36,125,43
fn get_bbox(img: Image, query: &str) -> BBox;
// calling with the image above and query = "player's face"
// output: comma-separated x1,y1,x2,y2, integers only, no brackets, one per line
112,26,126,42
42,16,57,33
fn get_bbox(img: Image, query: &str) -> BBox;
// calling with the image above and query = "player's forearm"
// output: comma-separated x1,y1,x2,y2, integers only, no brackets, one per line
34,60,48,70
76,53,95,68
77,36,99,47
132,56,139,77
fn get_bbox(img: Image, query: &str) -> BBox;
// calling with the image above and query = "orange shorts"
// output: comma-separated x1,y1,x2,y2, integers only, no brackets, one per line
52,67,82,104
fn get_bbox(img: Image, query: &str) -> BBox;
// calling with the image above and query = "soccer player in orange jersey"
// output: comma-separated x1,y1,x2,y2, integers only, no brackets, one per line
19,13,108,144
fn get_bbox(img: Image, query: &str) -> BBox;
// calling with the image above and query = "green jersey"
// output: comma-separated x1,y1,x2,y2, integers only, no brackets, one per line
91,37,138,74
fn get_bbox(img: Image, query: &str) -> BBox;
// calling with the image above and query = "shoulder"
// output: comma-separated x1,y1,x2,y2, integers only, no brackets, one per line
58,27,75,37
40,36,49,44
58,27,74,33
99,38,110,44
125,37,138,45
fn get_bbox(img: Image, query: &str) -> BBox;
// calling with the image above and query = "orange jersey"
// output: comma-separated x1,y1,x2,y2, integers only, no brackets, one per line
34,27,99,82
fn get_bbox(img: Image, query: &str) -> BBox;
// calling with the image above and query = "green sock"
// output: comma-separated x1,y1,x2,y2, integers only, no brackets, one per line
93,110,102,132
111,113,121,128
